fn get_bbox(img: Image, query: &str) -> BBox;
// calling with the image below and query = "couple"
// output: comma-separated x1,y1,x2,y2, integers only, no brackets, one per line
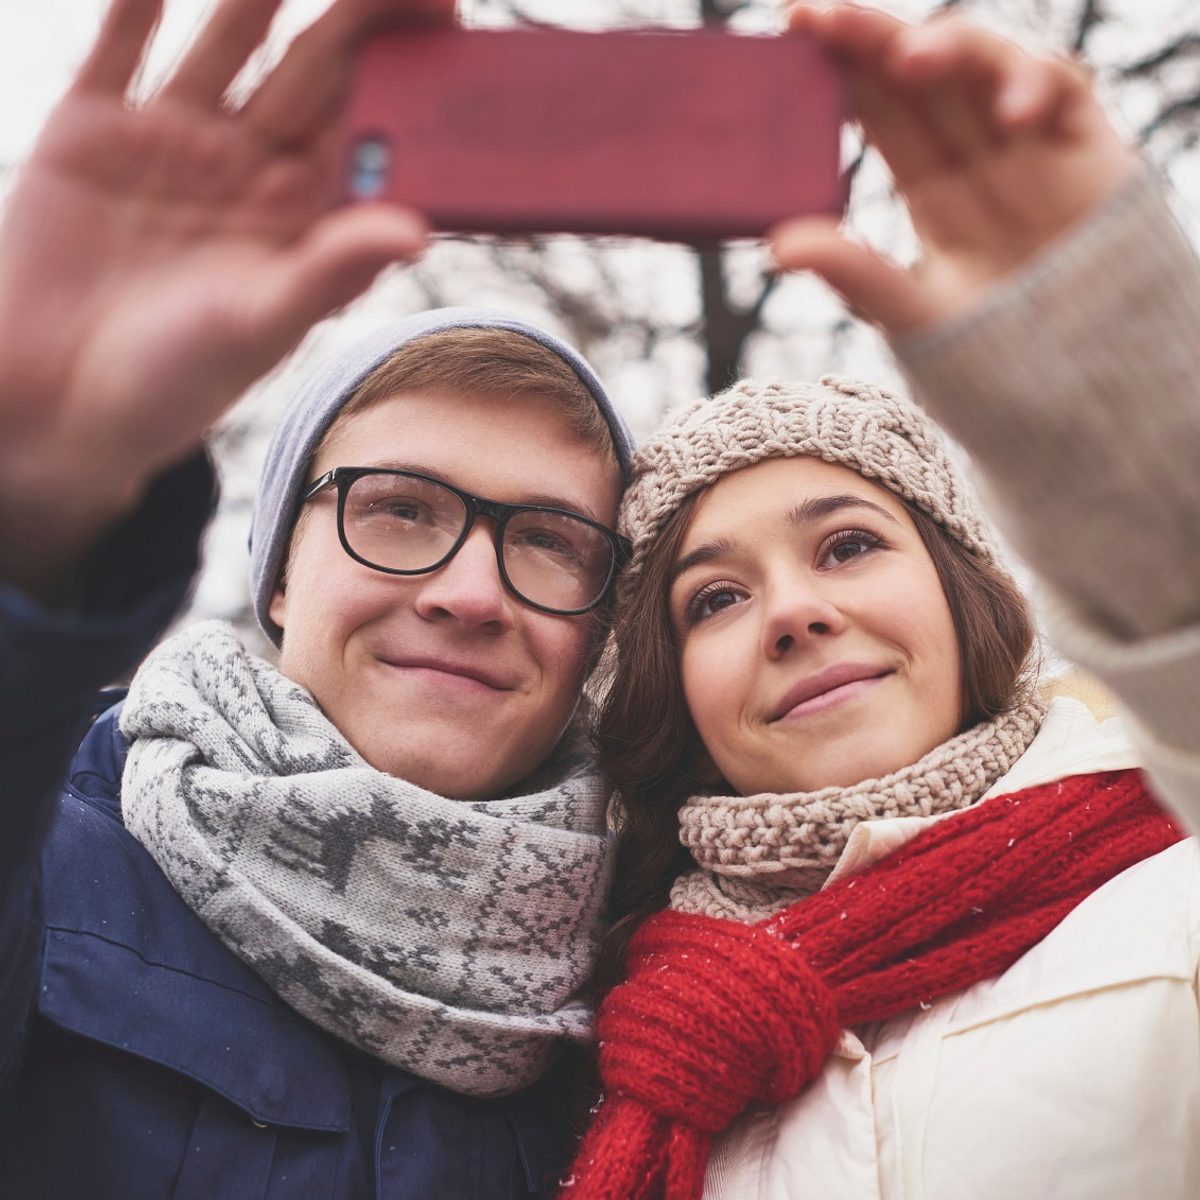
2,2,1199,1199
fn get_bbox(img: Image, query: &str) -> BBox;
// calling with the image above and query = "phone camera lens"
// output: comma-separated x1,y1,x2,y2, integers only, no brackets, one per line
350,136,392,198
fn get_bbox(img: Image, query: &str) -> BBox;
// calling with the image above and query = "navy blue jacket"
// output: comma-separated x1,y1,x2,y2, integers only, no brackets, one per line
0,460,574,1199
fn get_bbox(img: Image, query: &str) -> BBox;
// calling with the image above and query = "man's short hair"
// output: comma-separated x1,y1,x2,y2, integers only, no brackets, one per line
323,327,618,466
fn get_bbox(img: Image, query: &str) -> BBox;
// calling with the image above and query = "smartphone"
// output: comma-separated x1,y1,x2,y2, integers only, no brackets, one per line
339,25,846,243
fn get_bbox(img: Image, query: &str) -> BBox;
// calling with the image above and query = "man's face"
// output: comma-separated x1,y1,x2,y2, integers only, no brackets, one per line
269,387,621,799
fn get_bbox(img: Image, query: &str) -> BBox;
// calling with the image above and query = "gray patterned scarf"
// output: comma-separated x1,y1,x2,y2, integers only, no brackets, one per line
120,621,614,1098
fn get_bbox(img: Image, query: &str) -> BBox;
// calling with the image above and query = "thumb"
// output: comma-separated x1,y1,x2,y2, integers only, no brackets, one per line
768,217,936,337
253,204,430,344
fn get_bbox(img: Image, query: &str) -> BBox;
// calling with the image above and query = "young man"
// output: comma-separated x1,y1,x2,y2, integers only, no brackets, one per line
0,1,631,1196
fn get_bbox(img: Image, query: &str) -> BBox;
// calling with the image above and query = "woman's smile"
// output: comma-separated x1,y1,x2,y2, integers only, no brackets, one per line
768,662,895,722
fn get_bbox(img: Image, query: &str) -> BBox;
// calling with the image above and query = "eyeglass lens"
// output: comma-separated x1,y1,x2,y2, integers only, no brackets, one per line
341,472,615,612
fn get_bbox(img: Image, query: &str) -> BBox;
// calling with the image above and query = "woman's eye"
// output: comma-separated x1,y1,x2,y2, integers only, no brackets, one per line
685,582,746,626
820,529,882,567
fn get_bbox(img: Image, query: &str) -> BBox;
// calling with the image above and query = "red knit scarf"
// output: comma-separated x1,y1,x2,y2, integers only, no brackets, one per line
562,770,1183,1200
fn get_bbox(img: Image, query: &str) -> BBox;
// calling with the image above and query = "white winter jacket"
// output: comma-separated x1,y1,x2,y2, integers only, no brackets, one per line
704,698,1200,1200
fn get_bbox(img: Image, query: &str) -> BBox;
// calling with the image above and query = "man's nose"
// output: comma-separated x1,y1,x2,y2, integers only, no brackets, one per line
411,522,515,631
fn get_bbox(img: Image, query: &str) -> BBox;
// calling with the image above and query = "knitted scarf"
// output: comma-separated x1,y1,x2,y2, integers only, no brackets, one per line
562,769,1181,1200
672,699,1046,914
120,621,614,1099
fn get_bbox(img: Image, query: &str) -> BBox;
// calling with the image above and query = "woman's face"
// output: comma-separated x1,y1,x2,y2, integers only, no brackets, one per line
668,457,962,795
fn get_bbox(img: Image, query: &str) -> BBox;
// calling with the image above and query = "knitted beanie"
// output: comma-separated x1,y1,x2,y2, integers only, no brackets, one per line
620,375,1002,582
249,306,635,646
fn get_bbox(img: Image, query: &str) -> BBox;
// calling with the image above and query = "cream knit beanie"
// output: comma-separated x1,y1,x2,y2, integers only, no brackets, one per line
620,375,1004,581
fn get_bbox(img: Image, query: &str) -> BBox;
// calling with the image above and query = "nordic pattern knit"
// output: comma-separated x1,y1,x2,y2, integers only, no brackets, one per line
561,769,1181,1200
618,375,1002,587
121,621,615,1099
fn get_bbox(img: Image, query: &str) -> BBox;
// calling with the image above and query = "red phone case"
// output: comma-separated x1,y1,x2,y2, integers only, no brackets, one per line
339,26,846,242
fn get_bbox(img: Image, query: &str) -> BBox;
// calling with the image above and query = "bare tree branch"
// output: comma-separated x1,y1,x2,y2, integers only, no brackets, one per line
1119,33,1200,78
1070,0,1104,56
1141,88,1200,142
699,0,750,24
697,249,776,393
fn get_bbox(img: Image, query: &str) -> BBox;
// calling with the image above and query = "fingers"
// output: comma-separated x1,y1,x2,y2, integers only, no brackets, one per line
889,20,1089,143
73,0,164,97
239,0,456,146
769,217,936,336
777,5,1137,334
994,55,1094,135
789,6,949,188
159,0,287,109
889,27,999,164
789,5,1094,170
787,4,906,68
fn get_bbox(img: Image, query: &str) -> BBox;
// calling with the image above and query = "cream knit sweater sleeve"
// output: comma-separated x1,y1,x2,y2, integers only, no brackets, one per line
892,165,1200,831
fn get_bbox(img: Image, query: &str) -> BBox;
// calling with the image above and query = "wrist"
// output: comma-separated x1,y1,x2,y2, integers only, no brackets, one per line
0,441,149,604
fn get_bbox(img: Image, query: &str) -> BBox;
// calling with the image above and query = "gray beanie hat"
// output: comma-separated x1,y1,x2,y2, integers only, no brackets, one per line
250,306,635,645
620,374,1003,583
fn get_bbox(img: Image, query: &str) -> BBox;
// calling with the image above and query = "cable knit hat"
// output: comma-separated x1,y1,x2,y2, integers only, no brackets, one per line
620,375,1003,582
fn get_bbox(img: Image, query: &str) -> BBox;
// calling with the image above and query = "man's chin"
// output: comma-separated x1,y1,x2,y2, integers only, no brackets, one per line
352,724,525,800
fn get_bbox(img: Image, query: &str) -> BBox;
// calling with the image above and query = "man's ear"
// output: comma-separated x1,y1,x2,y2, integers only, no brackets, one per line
268,585,287,632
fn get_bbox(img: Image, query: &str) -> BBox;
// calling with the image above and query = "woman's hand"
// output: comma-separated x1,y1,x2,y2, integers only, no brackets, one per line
0,0,448,594
771,4,1139,336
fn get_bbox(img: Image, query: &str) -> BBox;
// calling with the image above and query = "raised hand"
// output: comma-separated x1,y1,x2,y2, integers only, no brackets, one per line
0,0,449,595
772,5,1139,336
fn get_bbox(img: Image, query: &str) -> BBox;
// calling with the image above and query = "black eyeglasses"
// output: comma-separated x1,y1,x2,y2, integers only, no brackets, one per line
300,467,630,616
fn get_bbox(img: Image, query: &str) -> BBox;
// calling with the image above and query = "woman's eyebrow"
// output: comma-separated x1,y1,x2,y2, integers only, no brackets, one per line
671,536,739,584
671,495,900,584
788,494,901,526
671,496,900,583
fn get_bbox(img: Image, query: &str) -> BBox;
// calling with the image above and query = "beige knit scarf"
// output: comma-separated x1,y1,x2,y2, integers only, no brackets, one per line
671,697,1046,921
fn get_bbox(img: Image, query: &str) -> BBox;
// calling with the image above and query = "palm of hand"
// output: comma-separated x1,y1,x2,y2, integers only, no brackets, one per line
775,8,1139,337
898,102,1138,325
0,90,327,467
0,0,430,595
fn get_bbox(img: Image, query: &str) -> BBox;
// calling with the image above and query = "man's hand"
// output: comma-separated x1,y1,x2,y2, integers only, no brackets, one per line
771,5,1139,336
0,0,449,596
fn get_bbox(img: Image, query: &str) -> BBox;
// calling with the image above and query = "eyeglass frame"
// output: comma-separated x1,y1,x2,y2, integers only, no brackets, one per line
298,465,631,617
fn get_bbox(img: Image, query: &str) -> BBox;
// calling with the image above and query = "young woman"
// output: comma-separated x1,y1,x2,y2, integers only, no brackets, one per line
569,374,1195,1200
560,8,1200,1200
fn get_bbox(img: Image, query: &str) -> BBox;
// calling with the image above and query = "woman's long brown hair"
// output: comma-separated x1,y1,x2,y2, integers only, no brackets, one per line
590,492,1038,998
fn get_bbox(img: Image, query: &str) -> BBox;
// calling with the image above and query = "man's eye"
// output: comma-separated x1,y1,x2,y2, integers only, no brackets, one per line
519,528,577,559
387,501,423,520
366,496,433,523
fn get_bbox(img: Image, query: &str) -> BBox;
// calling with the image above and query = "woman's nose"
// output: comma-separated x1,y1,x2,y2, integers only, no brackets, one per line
760,575,847,658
